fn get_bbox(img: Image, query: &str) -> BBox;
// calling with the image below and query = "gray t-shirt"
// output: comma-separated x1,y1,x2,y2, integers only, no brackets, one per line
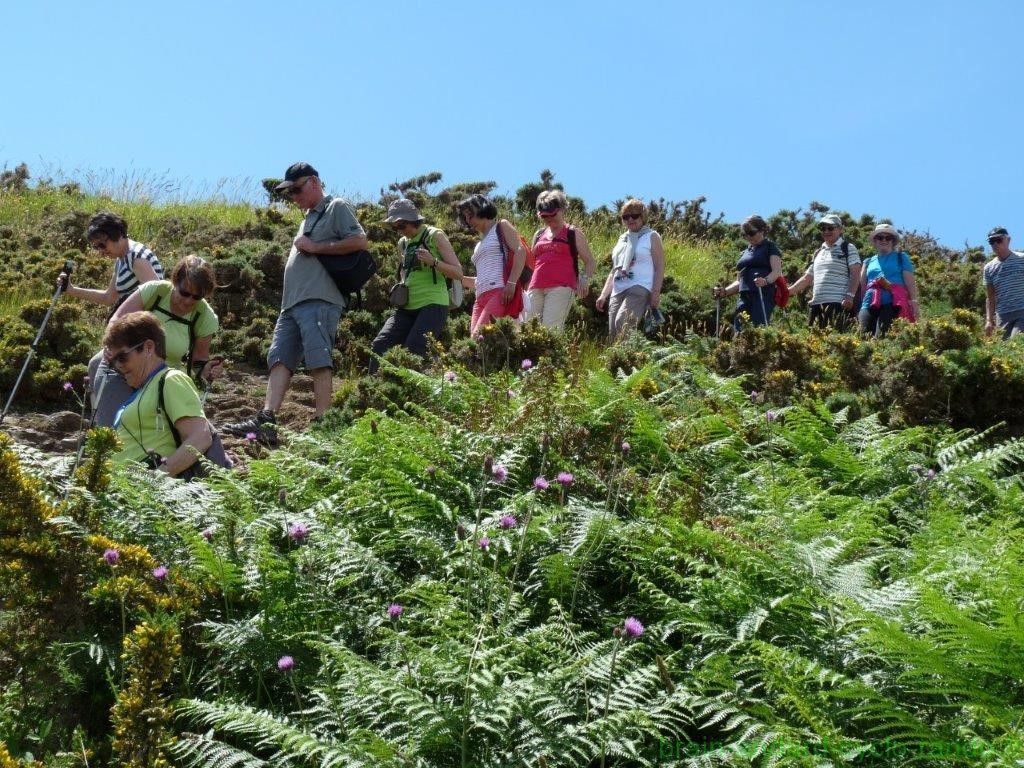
281,195,365,311
805,238,860,305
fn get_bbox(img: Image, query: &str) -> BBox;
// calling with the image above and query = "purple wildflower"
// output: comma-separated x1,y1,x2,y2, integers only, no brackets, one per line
492,463,508,483
288,523,309,542
506,389,515,399
766,410,778,423
926,468,936,480
749,390,761,403
478,536,491,550
200,527,214,542
622,617,645,639
621,441,631,454
521,359,533,371
152,565,168,580
63,381,73,392
444,370,457,383
245,431,258,441
426,465,437,477
103,548,119,565
533,476,549,491
83,375,91,386
387,603,404,619
499,514,517,529
556,471,574,487
277,655,295,671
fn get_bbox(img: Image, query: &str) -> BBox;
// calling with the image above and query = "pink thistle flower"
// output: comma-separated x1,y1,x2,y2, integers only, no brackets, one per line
521,359,533,371
288,523,309,542
387,603,403,619
82,375,91,386
63,381,73,392
245,431,258,441
926,468,936,480
506,389,515,399
766,410,778,423
277,655,295,671
152,565,168,580
533,476,549,491
200,527,214,542
478,536,491,550
621,441,631,454
622,617,644,639
444,370,457,383
426,465,437,477
499,514,517,529
556,471,574,487
492,463,508,483
103,549,119,565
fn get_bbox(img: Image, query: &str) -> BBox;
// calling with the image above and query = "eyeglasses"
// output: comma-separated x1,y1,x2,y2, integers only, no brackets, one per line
622,213,643,222
819,225,837,232
873,235,896,243
989,236,1006,246
107,341,145,367
284,178,311,198
176,284,204,300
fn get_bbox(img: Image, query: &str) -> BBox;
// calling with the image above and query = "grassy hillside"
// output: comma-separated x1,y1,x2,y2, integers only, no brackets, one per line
2,168,1024,767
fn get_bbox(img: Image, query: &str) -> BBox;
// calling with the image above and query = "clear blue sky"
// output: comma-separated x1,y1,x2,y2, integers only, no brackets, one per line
1,0,1018,249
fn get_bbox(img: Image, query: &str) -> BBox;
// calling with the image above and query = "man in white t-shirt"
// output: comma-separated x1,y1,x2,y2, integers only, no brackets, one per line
789,213,861,330
983,226,1024,339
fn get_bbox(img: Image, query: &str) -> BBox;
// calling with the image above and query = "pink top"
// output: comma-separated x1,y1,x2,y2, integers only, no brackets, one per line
529,226,577,290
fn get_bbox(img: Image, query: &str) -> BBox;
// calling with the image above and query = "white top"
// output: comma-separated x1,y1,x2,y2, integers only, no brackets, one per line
611,229,655,294
473,223,506,293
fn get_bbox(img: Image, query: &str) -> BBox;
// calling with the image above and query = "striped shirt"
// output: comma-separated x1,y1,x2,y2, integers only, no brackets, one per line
805,237,860,305
983,250,1024,318
114,240,164,297
472,223,506,293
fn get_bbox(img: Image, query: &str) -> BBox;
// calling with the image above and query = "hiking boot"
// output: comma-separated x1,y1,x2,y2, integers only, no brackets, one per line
221,409,279,446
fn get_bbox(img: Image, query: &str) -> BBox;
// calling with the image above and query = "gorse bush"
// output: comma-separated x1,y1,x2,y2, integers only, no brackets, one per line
4,340,1024,766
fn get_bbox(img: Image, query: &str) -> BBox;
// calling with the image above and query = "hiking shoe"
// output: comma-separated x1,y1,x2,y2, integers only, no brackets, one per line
221,410,279,446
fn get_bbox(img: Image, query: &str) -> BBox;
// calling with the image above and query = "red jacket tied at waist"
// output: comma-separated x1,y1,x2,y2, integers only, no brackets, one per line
866,278,916,322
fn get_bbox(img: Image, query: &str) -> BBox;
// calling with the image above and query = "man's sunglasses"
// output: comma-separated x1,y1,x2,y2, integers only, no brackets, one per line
989,236,1006,246
284,178,311,198
819,225,838,232
177,284,204,300
107,341,145,366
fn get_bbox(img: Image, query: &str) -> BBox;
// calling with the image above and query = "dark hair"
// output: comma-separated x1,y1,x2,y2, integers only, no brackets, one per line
87,211,129,242
104,311,166,359
456,194,498,221
741,214,769,236
170,255,216,298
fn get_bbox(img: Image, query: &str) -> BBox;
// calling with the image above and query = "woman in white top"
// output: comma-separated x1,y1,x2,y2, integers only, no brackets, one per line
456,194,527,337
596,199,665,339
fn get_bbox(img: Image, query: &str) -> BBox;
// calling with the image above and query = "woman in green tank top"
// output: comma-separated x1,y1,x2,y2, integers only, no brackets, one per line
370,199,463,374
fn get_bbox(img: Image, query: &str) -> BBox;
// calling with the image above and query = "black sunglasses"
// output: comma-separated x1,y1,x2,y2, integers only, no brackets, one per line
622,213,643,221
177,284,204,300
874,235,896,243
989,236,1006,246
107,341,145,366
819,225,837,232
284,178,311,198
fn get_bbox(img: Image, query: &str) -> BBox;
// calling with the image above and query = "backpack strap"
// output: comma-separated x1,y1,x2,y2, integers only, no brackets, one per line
567,226,579,278
157,370,182,448
147,292,198,379
532,227,545,247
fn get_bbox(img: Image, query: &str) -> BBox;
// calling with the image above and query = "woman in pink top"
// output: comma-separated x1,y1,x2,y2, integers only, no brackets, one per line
526,190,596,331
457,194,527,337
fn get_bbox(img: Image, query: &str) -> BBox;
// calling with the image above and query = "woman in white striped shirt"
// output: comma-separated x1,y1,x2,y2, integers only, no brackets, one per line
456,195,527,337
60,211,164,316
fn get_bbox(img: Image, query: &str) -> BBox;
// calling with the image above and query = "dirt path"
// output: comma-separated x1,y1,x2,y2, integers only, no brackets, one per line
1,363,328,462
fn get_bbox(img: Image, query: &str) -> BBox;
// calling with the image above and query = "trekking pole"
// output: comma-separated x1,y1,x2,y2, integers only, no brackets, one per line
757,282,769,327
715,295,722,339
64,371,108,500
1,259,75,426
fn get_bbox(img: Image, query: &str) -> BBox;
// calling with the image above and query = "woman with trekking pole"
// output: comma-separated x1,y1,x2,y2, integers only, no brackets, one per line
59,211,164,315
713,215,783,332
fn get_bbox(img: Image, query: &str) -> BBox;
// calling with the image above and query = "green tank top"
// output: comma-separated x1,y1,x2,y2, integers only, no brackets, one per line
399,226,449,310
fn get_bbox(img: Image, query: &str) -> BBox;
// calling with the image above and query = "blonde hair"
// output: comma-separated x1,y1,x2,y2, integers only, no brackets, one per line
536,189,567,211
619,198,645,220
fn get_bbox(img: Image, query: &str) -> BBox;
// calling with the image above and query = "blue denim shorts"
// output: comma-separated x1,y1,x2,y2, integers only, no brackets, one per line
267,300,343,372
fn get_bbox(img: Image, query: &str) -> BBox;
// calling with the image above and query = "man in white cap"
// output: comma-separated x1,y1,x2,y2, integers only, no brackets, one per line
983,226,1024,339
788,213,860,330
224,162,367,443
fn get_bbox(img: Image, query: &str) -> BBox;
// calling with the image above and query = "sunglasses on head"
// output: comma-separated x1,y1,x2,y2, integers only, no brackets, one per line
990,236,1006,245
177,284,204,300
622,213,643,222
107,341,145,366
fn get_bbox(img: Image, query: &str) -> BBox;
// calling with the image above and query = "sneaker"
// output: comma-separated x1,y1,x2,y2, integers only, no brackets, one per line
221,409,279,446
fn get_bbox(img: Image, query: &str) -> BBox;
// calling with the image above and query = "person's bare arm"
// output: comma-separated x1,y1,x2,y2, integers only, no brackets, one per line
159,416,213,477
